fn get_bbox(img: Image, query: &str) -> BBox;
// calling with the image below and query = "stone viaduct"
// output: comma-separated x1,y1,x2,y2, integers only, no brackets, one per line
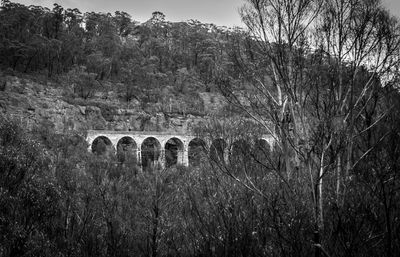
86,130,275,169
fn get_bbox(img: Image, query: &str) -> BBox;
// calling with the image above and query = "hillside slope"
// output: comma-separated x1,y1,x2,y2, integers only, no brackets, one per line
0,75,228,136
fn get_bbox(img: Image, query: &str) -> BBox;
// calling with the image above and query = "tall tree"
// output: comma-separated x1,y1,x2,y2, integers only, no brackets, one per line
216,0,400,256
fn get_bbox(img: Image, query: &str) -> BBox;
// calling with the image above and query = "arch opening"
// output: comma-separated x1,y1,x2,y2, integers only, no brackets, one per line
210,138,227,164
165,137,184,167
188,138,207,167
252,139,271,165
141,137,161,170
117,137,137,165
229,139,251,166
91,136,114,157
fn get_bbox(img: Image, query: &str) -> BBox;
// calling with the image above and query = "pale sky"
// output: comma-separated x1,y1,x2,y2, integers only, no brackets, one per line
10,0,400,27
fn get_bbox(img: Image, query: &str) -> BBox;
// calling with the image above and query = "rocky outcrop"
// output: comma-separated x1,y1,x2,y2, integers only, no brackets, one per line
0,76,226,135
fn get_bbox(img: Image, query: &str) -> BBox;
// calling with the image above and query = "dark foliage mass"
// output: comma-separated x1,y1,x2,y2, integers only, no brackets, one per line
0,93,399,257
0,0,242,97
1,0,400,256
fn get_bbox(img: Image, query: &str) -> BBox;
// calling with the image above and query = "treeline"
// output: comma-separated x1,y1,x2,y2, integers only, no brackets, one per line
0,0,247,99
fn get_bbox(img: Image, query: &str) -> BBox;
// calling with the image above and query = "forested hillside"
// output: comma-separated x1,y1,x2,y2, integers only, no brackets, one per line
0,0,249,109
0,0,242,83
0,0,257,132
1,0,400,257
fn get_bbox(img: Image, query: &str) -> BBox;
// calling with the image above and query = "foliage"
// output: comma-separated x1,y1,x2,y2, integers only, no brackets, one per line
1,0,400,256
0,117,61,257
0,0,243,110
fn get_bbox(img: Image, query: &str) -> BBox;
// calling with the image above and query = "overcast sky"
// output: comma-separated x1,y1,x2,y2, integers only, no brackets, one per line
11,0,400,27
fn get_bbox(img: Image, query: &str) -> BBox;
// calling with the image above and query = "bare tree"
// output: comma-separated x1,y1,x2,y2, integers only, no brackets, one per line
212,0,400,256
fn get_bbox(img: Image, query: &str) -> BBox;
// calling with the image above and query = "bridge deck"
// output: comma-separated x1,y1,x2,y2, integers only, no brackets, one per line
87,130,194,137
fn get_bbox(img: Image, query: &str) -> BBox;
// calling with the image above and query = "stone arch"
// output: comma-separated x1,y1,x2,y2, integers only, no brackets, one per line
116,136,137,164
141,137,161,170
253,139,271,165
229,139,251,165
91,136,114,157
188,138,207,166
165,137,184,167
210,138,227,164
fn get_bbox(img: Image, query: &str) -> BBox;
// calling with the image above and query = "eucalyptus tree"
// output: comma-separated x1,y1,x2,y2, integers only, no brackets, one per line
215,0,400,256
